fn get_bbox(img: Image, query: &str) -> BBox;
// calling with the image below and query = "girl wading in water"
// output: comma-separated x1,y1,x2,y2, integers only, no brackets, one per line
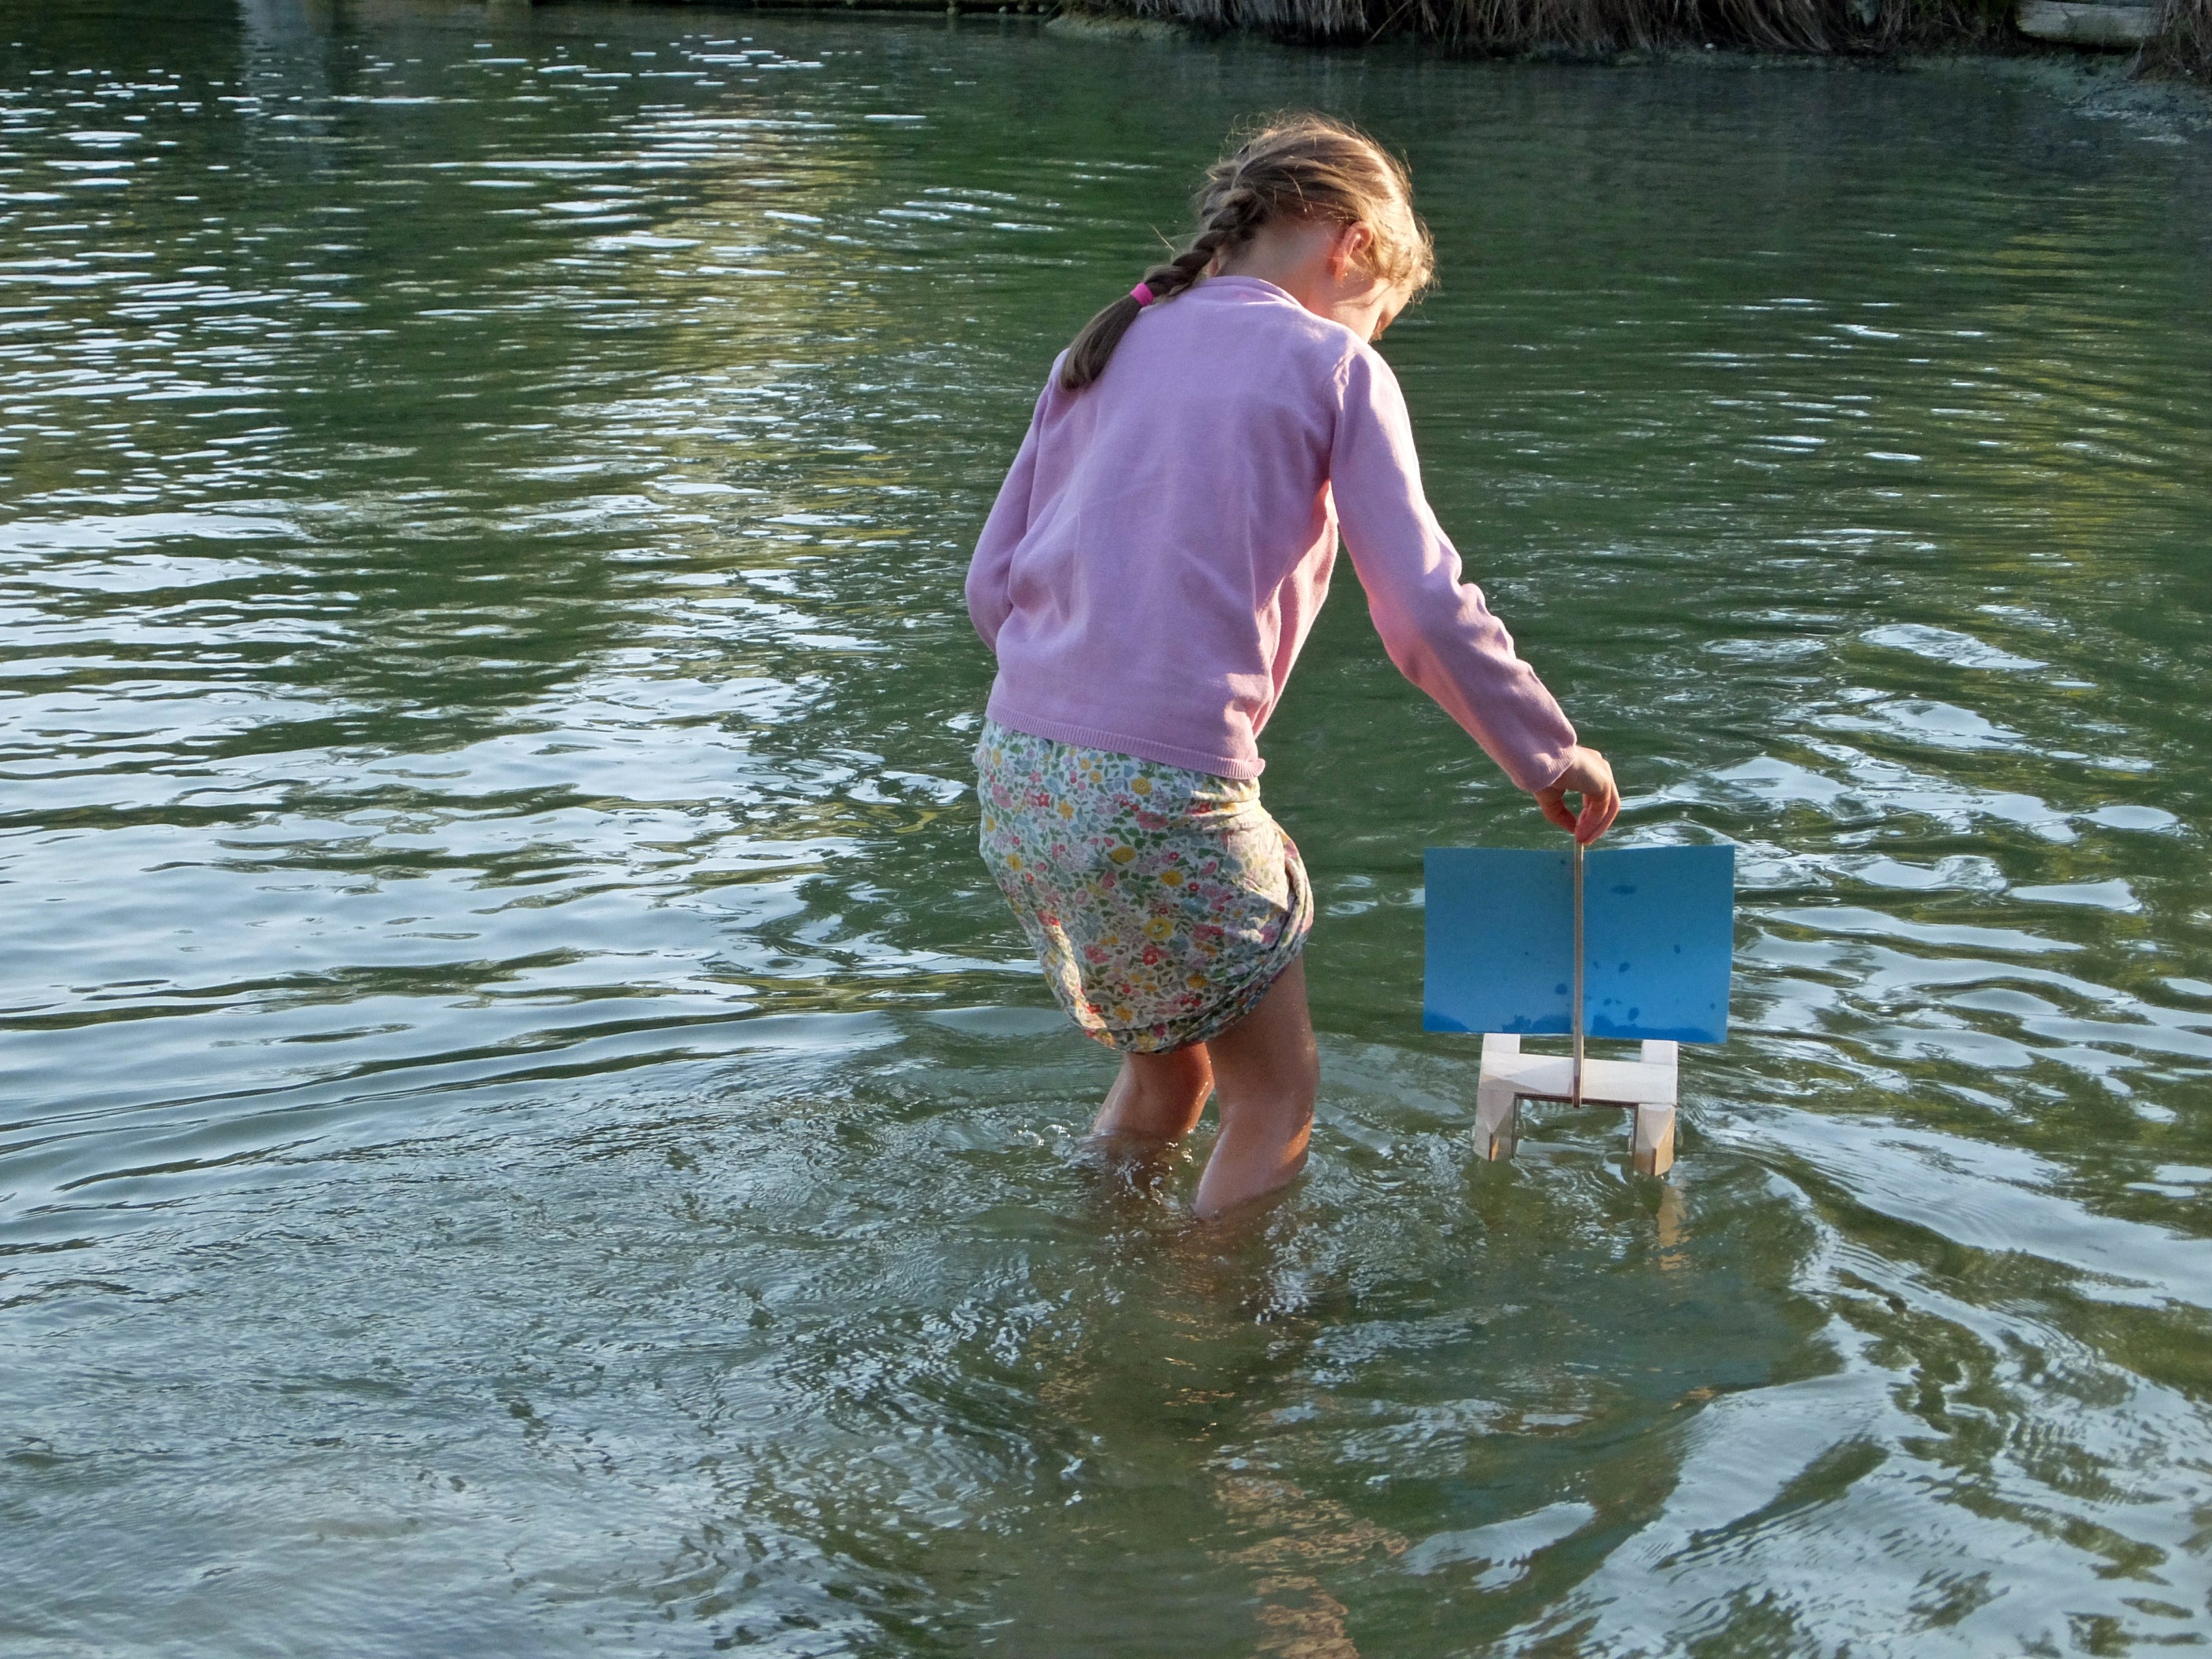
967,115,1619,1218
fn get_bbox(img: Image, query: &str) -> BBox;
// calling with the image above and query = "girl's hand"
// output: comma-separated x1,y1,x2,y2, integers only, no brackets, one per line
1534,746,1620,845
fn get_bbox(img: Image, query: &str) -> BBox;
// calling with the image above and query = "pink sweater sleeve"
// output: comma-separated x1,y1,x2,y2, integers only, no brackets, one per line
1330,347,1579,794
965,379,1051,651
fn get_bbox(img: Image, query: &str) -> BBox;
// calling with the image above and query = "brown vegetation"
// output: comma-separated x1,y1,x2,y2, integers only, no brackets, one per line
2141,0,2212,77
1114,0,2212,72
1120,0,2016,50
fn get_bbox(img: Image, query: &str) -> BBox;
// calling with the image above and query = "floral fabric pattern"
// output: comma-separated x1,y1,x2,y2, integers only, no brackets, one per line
976,720,1311,1053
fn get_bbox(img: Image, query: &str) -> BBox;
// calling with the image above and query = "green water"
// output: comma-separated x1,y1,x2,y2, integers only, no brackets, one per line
4,2,2210,1653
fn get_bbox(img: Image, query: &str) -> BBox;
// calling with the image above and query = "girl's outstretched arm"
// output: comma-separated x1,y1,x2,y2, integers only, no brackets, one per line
1329,346,1583,802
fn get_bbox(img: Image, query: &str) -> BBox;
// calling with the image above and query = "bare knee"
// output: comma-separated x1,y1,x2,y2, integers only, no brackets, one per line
1194,1071,1313,1221
1207,959,1317,1114
1196,960,1319,1214
1280,1029,1320,1110
1215,1065,1313,1144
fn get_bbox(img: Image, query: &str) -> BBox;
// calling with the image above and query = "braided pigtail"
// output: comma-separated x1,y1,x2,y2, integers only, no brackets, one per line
1055,115,1434,394
1060,204,1257,392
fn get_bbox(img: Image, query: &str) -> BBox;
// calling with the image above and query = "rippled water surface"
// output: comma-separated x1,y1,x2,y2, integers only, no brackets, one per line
5,3,2211,1653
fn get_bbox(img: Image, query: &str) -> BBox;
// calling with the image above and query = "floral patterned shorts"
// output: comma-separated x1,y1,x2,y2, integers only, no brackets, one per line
976,720,1312,1053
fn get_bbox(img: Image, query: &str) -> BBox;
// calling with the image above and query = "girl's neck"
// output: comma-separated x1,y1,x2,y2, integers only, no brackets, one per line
1213,218,1404,342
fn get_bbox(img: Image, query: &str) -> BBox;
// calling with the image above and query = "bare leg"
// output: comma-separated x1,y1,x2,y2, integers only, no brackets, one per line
1091,1044,1213,1141
1192,956,1318,1221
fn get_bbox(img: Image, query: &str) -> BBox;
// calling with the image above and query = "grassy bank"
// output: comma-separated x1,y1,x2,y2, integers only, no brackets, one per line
527,0,2211,85
1066,0,2210,76
1106,0,2001,53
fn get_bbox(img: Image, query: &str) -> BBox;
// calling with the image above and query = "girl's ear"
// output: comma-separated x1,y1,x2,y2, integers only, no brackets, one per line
1328,222,1374,280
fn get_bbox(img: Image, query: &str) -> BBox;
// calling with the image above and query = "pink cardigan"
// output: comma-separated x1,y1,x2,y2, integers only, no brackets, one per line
965,276,1577,792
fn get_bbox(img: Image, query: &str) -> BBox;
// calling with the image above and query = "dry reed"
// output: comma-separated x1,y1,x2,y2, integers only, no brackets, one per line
2141,0,2212,77
1125,0,2017,51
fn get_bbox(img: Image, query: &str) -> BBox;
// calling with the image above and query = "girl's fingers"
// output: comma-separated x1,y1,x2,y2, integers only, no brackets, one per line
1570,781,1620,844
1536,749,1619,841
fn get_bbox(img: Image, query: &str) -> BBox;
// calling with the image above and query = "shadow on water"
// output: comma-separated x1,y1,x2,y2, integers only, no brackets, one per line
1,1,2210,1654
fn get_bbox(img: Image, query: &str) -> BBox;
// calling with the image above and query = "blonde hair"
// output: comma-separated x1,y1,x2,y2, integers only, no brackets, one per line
1060,113,1434,392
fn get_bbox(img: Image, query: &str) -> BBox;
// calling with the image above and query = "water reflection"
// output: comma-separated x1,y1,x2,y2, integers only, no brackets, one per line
1,2,2209,1654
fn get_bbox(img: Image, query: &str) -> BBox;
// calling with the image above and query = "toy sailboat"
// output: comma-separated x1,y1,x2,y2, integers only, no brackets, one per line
1423,843,1734,1175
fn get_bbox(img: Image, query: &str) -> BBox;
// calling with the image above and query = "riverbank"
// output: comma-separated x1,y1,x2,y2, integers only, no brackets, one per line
1038,8,2212,115
495,0,2212,88
1051,0,2210,75
573,0,2208,81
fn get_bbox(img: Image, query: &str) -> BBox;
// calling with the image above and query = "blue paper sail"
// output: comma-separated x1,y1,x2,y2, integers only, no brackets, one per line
1423,845,1735,1043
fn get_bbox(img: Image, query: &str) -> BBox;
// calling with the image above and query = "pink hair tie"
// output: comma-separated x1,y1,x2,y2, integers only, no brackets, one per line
1130,281,1156,307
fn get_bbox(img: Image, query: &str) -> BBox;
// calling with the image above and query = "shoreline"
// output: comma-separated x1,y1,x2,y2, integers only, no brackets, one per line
1043,0,2209,81
1041,6,2212,122
530,0,2210,83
